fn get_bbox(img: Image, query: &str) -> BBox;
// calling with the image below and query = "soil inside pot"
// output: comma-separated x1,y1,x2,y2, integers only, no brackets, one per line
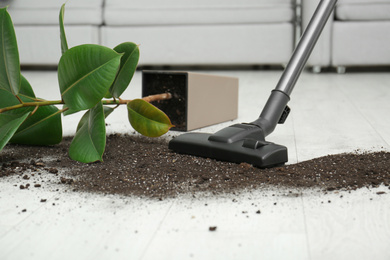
1,134,389,198
142,72,187,131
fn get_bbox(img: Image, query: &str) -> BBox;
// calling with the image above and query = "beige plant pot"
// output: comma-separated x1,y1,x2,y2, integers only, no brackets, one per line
142,71,239,131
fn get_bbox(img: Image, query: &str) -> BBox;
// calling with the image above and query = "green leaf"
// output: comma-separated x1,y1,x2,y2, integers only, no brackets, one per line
69,102,106,163
0,89,19,110
103,106,115,118
0,75,63,145
19,74,35,98
0,7,21,95
127,99,173,137
110,42,140,98
10,105,62,145
58,44,122,112
0,75,34,102
59,3,68,55
0,112,29,152
0,75,33,111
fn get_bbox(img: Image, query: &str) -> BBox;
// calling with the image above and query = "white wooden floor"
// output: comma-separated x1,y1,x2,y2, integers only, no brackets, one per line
1,69,390,260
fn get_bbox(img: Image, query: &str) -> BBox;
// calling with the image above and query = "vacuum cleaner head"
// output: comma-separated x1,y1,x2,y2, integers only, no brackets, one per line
169,0,337,169
169,124,288,168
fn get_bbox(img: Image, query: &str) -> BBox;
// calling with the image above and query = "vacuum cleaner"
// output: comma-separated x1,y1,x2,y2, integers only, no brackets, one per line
169,0,338,168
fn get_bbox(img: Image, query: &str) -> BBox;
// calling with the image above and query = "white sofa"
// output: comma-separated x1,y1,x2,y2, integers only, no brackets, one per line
302,0,390,72
1,0,297,67
102,0,297,66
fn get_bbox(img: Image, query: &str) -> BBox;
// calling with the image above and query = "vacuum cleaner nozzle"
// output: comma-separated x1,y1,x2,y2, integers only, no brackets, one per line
169,124,288,168
169,0,337,169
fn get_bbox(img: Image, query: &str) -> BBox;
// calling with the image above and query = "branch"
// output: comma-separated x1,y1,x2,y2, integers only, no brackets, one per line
102,93,172,105
0,100,63,113
143,93,172,103
0,93,172,113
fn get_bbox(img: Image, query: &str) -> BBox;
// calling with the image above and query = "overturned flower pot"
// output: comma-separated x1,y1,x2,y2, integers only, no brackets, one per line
142,71,239,131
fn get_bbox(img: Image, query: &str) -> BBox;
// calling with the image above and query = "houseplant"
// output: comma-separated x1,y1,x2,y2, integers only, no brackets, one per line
0,5,173,163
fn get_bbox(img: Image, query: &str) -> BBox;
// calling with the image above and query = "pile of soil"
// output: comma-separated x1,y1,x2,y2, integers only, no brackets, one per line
1,134,389,198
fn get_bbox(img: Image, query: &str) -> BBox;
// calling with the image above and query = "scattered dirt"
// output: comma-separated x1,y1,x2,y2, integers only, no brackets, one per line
1,134,390,198
209,226,217,232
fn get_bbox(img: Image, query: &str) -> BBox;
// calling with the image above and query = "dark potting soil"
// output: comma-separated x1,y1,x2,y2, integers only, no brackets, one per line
142,72,187,131
1,134,389,198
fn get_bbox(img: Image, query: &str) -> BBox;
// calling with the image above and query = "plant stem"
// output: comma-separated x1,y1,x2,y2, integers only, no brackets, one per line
0,93,172,114
16,95,24,104
142,93,172,103
0,100,63,113
102,93,172,105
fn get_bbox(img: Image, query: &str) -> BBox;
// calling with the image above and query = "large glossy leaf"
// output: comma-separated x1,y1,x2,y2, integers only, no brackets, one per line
0,112,29,152
109,42,140,98
127,99,173,137
58,44,122,112
59,4,68,55
69,102,106,163
0,7,21,95
0,75,63,145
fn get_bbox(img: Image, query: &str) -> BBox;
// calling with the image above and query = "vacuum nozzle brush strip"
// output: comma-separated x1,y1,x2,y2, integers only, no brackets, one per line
169,0,338,168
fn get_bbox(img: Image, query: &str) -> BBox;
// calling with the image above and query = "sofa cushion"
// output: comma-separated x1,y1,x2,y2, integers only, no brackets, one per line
104,0,296,26
102,23,294,65
332,21,390,66
1,0,104,25
336,0,390,21
15,26,100,65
